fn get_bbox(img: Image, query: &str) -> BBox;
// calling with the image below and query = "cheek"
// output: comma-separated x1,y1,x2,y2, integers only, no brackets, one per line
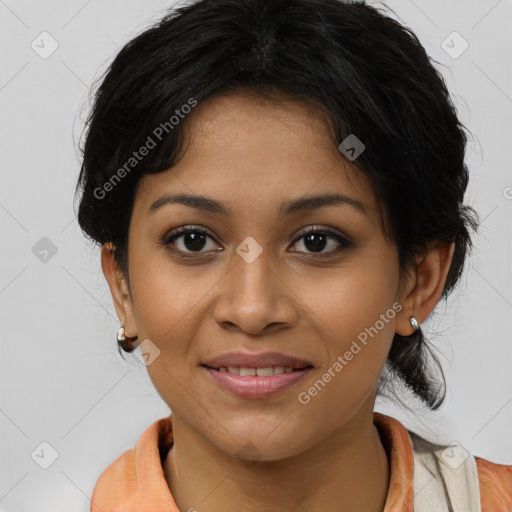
129,245,221,339
296,304,396,427
296,250,399,345
293,254,399,403
127,249,231,399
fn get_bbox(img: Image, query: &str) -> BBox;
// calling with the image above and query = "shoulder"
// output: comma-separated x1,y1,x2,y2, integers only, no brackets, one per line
475,455,512,512
411,431,512,512
90,416,176,511
90,447,138,509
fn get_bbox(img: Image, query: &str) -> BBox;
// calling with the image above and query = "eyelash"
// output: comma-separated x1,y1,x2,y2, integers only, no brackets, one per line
161,224,352,258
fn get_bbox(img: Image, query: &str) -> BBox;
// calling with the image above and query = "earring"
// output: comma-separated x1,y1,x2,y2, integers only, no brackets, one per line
410,316,419,331
117,326,138,352
117,326,127,342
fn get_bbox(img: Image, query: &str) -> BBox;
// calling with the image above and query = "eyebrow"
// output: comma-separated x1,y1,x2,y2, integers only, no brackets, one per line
148,192,368,217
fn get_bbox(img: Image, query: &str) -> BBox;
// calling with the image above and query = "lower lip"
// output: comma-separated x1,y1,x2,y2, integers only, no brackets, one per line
203,366,313,399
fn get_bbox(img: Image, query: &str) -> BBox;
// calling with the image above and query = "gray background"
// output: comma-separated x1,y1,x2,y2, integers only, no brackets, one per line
1,0,511,510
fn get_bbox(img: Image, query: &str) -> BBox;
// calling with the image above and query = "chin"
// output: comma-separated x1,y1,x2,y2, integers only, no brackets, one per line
230,440,302,463
216,423,313,463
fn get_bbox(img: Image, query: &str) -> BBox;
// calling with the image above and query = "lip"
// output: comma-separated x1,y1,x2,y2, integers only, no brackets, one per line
202,351,313,369
203,366,313,399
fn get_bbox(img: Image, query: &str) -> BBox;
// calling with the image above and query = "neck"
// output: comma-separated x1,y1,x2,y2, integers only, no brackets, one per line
163,407,390,512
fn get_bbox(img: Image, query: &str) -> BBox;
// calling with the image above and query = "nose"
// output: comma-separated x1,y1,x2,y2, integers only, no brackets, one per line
212,248,298,336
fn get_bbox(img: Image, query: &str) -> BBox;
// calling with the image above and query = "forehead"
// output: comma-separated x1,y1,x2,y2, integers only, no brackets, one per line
185,89,336,157
133,90,380,222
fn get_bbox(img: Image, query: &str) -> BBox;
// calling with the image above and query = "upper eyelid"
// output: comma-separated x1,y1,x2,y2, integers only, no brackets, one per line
292,226,348,241
166,225,218,242
165,225,350,247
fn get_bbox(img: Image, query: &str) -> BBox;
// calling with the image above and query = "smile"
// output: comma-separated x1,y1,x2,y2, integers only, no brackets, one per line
202,364,313,399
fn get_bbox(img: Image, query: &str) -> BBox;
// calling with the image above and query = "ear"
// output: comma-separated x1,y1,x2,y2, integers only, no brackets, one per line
101,242,138,342
395,241,455,336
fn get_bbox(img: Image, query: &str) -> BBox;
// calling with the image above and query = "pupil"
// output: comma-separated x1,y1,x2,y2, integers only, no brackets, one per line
182,233,328,252
184,232,206,251
304,233,326,252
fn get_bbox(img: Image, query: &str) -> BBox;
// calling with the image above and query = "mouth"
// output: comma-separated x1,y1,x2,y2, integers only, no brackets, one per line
202,351,314,371
202,364,313,376
201,359,314,399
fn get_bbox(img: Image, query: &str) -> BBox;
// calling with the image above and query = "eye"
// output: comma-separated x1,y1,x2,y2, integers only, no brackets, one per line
163,225,220,255
290,227,351,255
162,225,352,258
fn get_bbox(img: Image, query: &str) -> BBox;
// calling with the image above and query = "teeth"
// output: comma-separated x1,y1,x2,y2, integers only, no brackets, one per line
217,365,302,376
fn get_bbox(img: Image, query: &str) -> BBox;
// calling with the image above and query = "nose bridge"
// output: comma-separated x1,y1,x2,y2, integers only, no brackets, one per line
231,240,276,306
213,239,296,334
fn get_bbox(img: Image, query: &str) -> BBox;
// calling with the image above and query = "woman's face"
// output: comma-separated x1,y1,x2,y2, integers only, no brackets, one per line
116,91,413,460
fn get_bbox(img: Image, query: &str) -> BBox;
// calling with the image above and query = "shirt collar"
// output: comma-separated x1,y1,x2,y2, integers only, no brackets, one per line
91,412,414,511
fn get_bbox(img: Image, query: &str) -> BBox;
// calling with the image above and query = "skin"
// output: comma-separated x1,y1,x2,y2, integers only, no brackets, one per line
102,90,454,512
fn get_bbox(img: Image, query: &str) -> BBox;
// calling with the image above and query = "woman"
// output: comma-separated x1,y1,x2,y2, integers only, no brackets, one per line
75,0,512,510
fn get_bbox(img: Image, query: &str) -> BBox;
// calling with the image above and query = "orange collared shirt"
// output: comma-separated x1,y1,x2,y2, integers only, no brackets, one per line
90,413,512,511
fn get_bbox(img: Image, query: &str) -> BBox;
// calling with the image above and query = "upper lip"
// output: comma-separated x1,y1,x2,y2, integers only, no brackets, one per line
202,351,313,369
